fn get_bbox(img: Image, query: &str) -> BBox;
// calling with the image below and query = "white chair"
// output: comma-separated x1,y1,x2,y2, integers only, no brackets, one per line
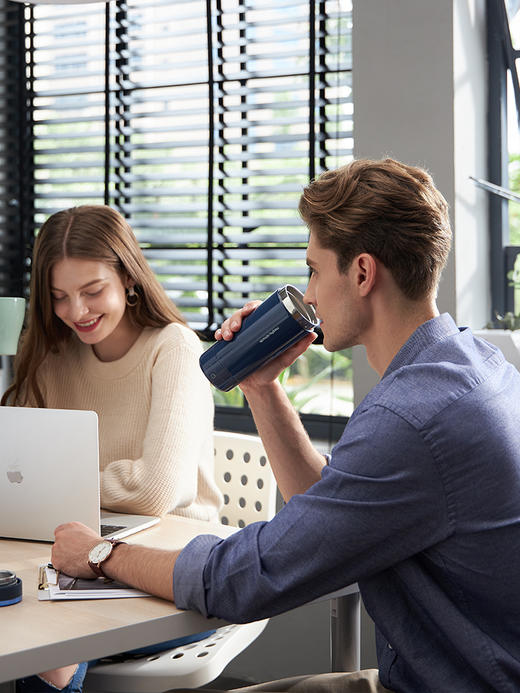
84,431,277,693
213,430,277,528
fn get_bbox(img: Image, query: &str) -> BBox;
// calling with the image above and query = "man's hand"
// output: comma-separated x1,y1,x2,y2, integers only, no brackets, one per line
215,301,318,390
214,301,324,501
51,521,103,578
214,300,262,342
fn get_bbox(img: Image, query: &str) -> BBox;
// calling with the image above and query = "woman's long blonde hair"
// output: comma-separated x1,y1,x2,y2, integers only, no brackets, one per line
2,205,188,407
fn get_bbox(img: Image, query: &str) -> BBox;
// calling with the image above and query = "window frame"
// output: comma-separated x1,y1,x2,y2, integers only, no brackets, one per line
487,0,520,317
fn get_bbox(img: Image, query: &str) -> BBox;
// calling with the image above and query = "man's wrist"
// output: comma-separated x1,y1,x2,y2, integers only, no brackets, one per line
88,539,126,578
240,378,283,401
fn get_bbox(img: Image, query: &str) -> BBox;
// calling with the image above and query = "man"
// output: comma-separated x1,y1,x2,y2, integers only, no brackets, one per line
52,158,520,693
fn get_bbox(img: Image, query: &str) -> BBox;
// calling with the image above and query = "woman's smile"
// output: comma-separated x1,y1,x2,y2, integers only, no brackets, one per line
73,316,103,333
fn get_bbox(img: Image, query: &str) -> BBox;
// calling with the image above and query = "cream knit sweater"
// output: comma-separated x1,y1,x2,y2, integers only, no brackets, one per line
36,323,222,520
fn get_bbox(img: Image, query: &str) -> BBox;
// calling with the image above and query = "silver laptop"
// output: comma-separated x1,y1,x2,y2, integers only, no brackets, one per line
0,406,160,542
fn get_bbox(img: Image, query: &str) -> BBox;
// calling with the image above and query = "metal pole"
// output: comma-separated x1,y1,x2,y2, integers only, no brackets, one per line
0,681,16,693
330,592,361,673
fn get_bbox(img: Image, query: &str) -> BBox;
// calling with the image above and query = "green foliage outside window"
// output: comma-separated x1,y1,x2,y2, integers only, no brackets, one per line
210,344,354,418
509,154,520,316
509,153,520,245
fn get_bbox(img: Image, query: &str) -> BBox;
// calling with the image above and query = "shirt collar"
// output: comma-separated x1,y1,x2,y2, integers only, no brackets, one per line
382,313,461,380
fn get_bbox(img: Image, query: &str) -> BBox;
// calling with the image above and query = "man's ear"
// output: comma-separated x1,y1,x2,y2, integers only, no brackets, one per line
354,253,377,297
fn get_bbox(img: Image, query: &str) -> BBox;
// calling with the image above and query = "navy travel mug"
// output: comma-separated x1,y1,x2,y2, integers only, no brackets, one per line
200,285,319,391
0,570,22,606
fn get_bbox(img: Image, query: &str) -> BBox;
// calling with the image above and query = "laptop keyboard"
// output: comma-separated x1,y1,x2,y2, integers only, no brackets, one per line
100,524,126,537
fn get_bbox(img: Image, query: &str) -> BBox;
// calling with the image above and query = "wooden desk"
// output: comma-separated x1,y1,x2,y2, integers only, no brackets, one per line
0,516,234,685
0,515,361,689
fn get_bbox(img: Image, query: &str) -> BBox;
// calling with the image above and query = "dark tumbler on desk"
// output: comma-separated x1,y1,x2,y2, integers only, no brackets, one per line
200,285,319,392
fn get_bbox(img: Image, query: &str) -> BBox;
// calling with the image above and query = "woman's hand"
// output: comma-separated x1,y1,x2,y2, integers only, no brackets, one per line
214,301,318,390
51,521,104,578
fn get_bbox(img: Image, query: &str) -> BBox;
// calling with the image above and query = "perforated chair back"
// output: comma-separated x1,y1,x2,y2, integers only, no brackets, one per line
214,430,277,527
85,622,269,692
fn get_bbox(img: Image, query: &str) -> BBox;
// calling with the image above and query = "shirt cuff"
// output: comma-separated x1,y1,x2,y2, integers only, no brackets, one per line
173,534,222,617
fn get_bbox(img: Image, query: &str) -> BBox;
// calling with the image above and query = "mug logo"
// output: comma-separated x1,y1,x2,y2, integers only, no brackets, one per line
259,326,280,343
6,466,23,484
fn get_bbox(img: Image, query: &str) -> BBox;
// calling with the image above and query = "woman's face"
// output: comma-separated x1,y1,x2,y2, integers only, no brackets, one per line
50,257,132,353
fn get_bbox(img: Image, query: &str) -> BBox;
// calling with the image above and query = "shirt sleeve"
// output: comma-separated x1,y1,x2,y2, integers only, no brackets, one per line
174,534,223,617
173,405,453,623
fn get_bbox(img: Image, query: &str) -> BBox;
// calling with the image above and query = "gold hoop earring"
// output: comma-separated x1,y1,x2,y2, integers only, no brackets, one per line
126,286,138,307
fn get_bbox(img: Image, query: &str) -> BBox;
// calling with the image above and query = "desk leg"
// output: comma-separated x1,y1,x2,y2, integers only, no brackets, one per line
0,682,16,693
330,592,361,673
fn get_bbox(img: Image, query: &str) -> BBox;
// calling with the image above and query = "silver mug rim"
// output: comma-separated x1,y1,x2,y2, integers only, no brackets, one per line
278,285,319,330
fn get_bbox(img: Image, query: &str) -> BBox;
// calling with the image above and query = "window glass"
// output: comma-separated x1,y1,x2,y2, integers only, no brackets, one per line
507,0,520,45
210,343,353,417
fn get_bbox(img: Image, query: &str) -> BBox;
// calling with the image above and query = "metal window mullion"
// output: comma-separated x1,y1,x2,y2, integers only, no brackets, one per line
215,0,225,328
487,0,510,317
104,1,110,205
114,0,131,215
318,0,327,173
206,0,216,331
240,2,250,303
309,0,316,182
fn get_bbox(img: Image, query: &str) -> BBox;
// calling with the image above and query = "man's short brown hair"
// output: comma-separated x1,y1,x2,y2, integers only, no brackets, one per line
298,158,452,300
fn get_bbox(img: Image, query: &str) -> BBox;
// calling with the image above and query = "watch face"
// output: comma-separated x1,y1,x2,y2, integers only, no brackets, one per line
89,541,112,564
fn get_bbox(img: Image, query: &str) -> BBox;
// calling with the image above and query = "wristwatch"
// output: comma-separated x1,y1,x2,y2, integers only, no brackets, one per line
88,539,126,578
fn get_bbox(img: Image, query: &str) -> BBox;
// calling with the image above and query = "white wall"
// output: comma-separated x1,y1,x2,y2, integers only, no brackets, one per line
352,0,488,407
453,0,489,329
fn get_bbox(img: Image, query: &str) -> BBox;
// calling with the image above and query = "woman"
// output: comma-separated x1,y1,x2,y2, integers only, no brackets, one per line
4,205,222,692
3,205,221,519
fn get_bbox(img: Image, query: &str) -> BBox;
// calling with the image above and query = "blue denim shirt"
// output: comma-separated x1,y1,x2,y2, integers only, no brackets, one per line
174,314,520,693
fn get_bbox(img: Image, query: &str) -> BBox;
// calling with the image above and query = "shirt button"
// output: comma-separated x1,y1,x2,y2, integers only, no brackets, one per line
387,643,393,650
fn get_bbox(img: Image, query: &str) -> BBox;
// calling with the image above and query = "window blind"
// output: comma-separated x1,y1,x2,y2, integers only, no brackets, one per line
24,0,352,334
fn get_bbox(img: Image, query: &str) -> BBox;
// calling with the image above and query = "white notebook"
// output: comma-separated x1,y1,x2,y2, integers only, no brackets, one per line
37,564,151,601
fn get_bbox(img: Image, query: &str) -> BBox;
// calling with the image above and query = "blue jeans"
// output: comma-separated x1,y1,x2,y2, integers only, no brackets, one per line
15,631,215,692
16,662,88,693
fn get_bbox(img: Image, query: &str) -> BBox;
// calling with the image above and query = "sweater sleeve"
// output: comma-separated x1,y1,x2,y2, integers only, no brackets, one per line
99,328,216,516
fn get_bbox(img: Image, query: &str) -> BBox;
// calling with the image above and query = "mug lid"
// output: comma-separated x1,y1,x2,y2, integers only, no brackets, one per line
278,285,319,330
0,570,17,586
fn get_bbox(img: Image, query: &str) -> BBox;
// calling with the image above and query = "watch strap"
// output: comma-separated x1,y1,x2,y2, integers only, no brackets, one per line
88,539,126,578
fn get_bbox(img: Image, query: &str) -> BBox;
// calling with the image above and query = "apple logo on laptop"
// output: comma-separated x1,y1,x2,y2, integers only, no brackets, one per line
7,466,23,484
